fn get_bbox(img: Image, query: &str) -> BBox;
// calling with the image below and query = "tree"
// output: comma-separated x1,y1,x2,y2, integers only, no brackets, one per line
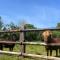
52,31,60,38
24,24,36,29
8,22,19,41
0,16,3,30
9,22,17,30
24,24,41,41
56,23,60,28
6,22,19,30
52,22,60,38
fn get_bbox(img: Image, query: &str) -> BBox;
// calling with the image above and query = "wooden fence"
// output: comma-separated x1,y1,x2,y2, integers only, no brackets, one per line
0,27,60,60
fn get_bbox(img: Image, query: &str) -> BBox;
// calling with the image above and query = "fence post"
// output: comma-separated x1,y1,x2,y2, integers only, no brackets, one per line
19,24,26,57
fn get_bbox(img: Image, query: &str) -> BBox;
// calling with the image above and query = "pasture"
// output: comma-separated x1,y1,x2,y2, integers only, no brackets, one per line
0,44,57,60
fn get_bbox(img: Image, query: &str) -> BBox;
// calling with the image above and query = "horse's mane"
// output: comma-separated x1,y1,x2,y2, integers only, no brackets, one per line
42,30,52,42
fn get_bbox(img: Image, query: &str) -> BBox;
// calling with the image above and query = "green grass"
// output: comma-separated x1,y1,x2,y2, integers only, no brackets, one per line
0,44,57,60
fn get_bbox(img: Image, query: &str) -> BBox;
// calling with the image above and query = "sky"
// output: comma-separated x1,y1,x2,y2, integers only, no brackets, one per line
0,0,60,28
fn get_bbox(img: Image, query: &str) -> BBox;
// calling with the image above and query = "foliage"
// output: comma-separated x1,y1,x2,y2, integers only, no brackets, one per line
24,24,41,41
0,16,3,30
24,24,36,29
0,22,20,41
5,22,19,30
52,31,60,38
52,22,60,38
56,22,60,28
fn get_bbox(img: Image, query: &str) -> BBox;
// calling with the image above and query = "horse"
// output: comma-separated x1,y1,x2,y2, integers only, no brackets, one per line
42,30,60,56
0,34,17,51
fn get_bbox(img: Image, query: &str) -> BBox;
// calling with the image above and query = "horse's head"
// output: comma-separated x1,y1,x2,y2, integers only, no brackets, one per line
42,30,52,43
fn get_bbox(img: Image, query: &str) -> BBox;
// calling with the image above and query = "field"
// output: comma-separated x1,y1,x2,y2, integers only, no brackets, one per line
0,44,57,60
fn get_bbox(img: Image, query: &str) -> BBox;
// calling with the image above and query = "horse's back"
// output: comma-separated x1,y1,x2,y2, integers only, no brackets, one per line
52,38,60,43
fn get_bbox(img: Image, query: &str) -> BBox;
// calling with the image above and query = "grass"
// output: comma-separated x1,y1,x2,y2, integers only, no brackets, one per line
0,44,58,60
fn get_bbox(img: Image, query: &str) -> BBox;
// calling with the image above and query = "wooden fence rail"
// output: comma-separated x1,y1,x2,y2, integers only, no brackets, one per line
0,28,60,33
0,50,60,60
0,41,60,46
0,50,21,55
22,53,60,60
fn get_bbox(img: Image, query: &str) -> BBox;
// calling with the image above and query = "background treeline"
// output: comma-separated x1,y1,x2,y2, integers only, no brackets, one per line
0,16,60,42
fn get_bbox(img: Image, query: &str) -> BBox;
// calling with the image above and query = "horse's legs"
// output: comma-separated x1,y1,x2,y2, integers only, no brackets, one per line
9,45,14,51
9,44,15,51
59,48,60,56
56,49,58,57
50,49,52,56
46,49,49,56
9,47,13,51
46,46,50,56
0,45,3,50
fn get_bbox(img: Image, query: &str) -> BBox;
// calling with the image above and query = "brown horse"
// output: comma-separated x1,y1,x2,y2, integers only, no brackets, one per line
42,30,60,56
0,34,17,51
